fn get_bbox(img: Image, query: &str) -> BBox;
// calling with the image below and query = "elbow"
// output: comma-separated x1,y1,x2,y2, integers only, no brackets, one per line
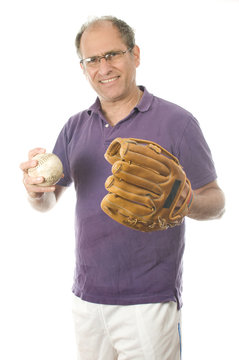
216,196,226,220
187,187,226,221
215,206,226,220
208,190,226,220
216,189,226,219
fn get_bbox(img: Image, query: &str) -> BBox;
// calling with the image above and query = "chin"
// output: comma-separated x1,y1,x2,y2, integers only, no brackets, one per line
99,90,125,102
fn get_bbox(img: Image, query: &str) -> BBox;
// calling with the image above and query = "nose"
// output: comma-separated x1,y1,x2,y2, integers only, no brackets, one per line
98,58,112,75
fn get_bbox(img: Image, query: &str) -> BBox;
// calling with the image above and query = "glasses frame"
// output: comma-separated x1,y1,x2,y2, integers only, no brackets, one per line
80,48,133,68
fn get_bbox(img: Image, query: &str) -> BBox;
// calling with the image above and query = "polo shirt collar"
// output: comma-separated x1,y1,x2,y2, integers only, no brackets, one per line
87,86,153,116
135,86,153,112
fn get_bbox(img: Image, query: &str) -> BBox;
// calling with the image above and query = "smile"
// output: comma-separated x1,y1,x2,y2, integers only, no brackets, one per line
99,77,119,84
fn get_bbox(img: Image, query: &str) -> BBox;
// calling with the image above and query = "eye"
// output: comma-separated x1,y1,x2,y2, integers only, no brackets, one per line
86,56,98,64
105,52,120,60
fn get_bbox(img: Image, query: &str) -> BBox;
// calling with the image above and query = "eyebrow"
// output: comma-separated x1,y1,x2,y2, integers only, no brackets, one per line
84,49,123,59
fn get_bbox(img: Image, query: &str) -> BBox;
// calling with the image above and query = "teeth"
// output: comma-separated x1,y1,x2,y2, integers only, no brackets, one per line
100,77,118,84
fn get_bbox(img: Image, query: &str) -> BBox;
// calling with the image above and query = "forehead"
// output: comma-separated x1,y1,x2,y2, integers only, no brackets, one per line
80,21,125,57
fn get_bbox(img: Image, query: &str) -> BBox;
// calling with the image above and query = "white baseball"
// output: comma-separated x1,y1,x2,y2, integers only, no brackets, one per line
28,153,63,186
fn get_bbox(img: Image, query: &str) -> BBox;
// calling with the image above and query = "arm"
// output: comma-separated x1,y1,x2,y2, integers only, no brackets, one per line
188,180,225,221
20,148,66,212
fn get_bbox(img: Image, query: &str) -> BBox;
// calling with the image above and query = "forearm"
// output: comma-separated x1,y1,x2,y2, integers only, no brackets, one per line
28,192,57,212
188,187,225,221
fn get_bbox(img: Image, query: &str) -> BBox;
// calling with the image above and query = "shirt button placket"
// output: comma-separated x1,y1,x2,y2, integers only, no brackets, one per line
103,121,111,151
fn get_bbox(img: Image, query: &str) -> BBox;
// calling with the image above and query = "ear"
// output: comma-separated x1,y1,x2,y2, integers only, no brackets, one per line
133,45,140,68
80,62,85,73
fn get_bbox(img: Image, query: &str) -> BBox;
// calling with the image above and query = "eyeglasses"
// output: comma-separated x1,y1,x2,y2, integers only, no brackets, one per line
80,48,132,69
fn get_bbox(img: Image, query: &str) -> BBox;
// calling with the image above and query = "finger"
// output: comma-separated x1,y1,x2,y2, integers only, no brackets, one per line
23,173,55,191
28,185,56,193
24,179,56,194
28,147,46,160
20,148,46,172
20,159,38,172
24,174,44,186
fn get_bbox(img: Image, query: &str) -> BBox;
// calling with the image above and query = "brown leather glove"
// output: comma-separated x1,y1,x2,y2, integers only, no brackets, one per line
101,138,193,232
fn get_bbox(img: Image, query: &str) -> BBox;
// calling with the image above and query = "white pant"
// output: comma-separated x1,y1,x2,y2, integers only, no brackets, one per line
72,295,182,360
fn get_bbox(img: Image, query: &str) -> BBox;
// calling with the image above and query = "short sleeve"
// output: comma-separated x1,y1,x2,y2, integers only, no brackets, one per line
177,117,217,190
52,124,73,187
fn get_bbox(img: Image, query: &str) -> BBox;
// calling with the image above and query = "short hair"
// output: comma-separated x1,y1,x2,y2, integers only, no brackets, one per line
75,16,135,57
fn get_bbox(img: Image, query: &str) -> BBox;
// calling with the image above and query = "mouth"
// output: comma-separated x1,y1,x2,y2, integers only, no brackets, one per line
99,76,119,84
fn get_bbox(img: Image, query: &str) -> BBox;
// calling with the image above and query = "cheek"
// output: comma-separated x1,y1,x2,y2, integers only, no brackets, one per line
125,64,137,81
85,70,96,83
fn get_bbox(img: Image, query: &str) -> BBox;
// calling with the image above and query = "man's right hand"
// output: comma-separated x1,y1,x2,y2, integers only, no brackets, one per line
19,148,56,199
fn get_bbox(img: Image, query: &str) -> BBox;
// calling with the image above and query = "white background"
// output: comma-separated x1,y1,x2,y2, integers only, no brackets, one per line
0,0,238,359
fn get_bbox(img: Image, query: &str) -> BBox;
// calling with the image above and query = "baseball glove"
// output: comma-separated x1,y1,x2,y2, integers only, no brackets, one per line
101,138,193,232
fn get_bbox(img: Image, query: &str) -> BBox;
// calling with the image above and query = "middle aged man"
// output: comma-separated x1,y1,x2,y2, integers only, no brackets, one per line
20,16,225,360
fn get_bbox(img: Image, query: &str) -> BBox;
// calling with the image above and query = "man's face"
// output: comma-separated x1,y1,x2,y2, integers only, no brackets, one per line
80,22,140,103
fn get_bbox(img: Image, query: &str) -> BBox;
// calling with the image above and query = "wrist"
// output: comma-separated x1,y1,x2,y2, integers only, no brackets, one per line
28,192,44,201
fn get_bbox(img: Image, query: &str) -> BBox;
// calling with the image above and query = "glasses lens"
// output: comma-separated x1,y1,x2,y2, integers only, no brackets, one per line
82,49,130,68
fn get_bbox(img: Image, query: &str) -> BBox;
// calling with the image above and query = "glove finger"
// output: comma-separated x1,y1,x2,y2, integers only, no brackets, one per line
120,142,172,175
112,161,165,195
105,175,161,209
104,138,122,165
113,161,167,183
104,138,180,176
101,194,181,231
101,193,153,217
121,139,180,165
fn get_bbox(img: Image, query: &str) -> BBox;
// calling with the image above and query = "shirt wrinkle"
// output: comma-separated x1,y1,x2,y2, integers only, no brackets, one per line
52,86,217,309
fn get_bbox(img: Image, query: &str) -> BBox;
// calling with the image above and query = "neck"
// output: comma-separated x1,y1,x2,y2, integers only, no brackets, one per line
100,87,143,126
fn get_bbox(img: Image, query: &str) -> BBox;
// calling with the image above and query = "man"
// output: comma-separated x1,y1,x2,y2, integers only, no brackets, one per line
20,16,225,360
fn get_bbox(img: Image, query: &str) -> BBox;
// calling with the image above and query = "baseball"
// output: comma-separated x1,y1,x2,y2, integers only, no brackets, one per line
28,153,63,187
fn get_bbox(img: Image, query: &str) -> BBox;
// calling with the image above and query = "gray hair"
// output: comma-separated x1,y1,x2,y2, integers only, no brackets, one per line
75,16,135,57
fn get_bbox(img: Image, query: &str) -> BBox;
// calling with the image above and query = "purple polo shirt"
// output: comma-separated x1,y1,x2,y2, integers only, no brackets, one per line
53,86,217,308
